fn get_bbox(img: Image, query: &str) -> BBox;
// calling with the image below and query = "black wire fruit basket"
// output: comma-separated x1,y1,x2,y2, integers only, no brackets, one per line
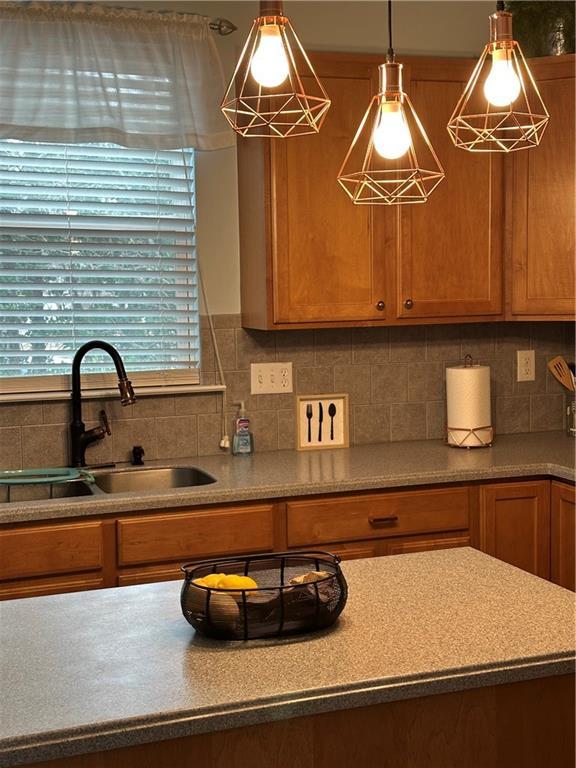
180,551,348,641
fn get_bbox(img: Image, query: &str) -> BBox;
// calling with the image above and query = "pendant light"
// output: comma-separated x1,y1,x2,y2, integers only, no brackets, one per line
337,0,444,205
447,1,549,152
221,1,331,138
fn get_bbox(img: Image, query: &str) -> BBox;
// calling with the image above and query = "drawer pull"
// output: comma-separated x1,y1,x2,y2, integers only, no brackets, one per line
369,515,399,527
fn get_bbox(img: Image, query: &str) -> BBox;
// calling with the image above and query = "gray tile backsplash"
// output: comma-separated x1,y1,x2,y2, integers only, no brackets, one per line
0,316,573,469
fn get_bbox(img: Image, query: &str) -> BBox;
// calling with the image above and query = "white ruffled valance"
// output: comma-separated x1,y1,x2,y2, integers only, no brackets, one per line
0,2,234,150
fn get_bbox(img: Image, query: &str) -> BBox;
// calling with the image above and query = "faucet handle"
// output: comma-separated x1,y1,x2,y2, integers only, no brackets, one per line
99,409,111,436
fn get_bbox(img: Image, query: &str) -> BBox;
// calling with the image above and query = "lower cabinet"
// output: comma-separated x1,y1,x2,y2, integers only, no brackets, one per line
551,481,575,591
0,479,572,599
0,519,114,600
478,481,551,579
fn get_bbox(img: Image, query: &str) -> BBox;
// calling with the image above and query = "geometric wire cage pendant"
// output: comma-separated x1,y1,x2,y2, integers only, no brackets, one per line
337,64,445,205
221,0,331,138
337,0,445,205
447,3,550,152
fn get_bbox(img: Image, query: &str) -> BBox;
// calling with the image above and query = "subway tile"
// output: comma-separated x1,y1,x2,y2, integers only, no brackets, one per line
0,403,43,428
407,362,444,402
390,403,427,442
175,393,219,415
530,323,565,355
276,330,315,366
314,329,352,366
278,409,296,450
197,413,224,456
214,329,237,372
334,364,371,404
213,313,241,329
389,326,426,362
133,396,175,419
461,323,496,361
371,364,408,404
22,424,68,469
222,371,257,410
257,393,295,411
0,427,22,470
494,396,530,434
236,328,275,369
354,404,390,445
155,416,197,460
43,402,71,425
112,418,158,463
200,329,216,372
352,327,389,364
488,357,514,396
295,366,334,395
249,411,278,452
426,401,446,440
530,394,564,432
494,322,531,358
425,325,461,362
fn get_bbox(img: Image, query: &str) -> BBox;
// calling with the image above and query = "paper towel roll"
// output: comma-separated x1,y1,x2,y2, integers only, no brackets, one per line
446,365,492,448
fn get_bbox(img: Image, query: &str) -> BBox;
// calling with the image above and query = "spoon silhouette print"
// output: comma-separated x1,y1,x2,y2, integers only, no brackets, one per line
328,402,337,440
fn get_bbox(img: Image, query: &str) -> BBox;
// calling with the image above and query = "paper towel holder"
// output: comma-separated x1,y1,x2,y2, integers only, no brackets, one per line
446,354,493,449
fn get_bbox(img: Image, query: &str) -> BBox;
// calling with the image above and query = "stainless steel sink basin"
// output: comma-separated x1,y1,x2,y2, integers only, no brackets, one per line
93,467,216,494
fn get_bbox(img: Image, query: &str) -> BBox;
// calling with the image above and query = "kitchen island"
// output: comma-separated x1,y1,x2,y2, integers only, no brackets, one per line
1,548,574,768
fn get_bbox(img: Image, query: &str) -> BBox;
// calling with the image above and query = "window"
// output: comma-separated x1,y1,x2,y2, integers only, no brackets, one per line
0,140,200,396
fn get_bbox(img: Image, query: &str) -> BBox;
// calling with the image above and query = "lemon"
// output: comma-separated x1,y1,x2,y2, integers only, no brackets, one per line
215,574,258,590
192,577,207,587
202,573,227,588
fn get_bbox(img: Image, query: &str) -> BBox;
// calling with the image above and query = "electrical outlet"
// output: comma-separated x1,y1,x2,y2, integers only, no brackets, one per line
516,350,535,382
250,362,293,394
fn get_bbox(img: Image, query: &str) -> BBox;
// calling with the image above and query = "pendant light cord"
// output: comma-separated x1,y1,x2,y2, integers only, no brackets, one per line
496,0,505,9
387,0,394,61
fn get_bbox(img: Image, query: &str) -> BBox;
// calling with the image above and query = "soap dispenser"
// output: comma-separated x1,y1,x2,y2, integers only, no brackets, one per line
232,401,254,455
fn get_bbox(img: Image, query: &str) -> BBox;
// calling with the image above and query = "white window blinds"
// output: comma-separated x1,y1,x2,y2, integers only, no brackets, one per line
0,140,200,395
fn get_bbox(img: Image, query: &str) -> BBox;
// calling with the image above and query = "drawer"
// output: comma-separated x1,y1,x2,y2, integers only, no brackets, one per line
117,504,275,566
286,488,469,546
0,521,104,581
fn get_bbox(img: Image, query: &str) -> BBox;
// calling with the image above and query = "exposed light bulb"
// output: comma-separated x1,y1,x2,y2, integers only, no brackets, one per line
250,24,289,88
483,48,521,107
373,101,412,160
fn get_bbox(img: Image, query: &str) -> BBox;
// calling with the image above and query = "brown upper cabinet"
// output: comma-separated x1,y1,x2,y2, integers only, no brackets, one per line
238,52,574,329
393,58,503,321
508,55,575,319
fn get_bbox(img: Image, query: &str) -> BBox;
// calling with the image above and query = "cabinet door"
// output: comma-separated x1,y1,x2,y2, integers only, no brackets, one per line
551,481,575,591
271,55,390,324
395,59,503,320
479,481,550,578
510,55,575,317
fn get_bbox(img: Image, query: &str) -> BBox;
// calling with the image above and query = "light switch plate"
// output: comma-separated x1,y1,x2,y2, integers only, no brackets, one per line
517,350,536,382
250,362,293,394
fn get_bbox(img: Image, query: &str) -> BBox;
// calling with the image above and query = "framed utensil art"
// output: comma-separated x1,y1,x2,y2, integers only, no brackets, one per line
296,394,349,451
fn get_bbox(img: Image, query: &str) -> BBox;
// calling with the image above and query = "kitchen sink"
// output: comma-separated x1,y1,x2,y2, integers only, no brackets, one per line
93,467,216,494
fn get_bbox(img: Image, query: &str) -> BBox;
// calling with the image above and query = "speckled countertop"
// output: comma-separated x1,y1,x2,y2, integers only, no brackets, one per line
1,432,574,524
0,548,574,766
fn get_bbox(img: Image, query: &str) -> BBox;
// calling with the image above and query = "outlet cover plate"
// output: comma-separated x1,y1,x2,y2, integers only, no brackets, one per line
517,349,536,382
251,362,293,394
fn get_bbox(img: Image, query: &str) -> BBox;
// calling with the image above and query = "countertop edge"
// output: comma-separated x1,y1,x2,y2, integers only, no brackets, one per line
2,654,574,767
1,460,573,525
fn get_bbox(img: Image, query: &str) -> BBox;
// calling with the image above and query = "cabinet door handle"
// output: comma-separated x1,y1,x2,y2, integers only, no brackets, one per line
404,299,414,310
376,300,385,311
369,515,399,527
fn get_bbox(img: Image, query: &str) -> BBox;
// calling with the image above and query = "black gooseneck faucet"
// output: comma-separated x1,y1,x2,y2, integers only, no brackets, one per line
70,340,136,467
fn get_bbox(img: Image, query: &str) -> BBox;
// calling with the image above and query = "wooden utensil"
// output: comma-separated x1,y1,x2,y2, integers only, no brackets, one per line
547,356,575,391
